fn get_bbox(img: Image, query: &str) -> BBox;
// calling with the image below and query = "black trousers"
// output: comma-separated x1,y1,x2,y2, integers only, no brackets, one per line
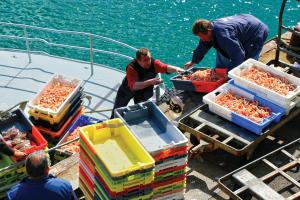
110,84,153,119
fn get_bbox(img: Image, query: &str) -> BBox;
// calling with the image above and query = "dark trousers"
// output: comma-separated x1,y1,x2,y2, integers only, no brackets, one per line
110,85,133,119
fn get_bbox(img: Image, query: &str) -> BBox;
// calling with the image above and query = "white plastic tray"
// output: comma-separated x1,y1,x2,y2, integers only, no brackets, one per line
228,59,300,110
155,156,188,172
27,74,83,116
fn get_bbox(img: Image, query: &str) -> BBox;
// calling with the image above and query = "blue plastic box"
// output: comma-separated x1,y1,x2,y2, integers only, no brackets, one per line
115,101,188,155
203,82,286,135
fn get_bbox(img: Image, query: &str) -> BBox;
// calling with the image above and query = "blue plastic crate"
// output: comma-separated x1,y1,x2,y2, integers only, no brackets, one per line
56,114,102,147
203,82,286,135
115,101,188,155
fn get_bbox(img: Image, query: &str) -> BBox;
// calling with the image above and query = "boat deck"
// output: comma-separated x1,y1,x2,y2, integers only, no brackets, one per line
0,50,124,119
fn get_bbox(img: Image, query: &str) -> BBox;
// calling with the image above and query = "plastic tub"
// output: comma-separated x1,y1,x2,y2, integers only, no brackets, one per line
27,74,83,116
79,118,155,177
228,58,300,111
115,101,188,156
203,82,286,135
171,67,228,92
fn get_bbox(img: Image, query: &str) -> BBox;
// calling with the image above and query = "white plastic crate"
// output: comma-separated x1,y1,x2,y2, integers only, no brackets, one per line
28,74,83,116
155,156,188,172
228,59,300,112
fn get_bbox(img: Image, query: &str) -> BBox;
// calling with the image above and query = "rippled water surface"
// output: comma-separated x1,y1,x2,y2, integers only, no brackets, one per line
0,0,299,86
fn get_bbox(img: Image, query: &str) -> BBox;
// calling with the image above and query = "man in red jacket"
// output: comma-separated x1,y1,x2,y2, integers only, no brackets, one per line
111,48,184,118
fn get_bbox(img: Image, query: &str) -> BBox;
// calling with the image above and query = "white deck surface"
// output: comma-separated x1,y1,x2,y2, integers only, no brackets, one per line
0,50,125,119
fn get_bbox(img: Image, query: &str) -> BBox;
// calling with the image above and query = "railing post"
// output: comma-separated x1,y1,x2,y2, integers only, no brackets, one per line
89,34,94,77
23,27,32,63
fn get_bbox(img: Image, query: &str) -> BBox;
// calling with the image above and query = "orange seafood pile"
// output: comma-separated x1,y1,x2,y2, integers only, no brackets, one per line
215,91,272,123
182,69,220,81
59,127,80,153
241,66,296,96
37,82,75,111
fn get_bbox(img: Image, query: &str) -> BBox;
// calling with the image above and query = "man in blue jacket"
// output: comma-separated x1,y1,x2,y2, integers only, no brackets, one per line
185,14,269,70
7,150,77,200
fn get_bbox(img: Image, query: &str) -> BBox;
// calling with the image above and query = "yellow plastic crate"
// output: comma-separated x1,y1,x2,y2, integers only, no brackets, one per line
80,118,155,177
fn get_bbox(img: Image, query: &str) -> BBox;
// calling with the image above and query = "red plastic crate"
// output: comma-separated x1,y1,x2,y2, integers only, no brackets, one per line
171,67,228,93
0,109,48,161
79,167,94,193
152,145,188,162
153,174,186,188
38,107,82,138
192,68,228,92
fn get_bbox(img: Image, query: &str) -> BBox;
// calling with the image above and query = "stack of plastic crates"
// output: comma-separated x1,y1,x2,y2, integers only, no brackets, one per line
0,108,48,199
0,158,26,199
115,101,188,200
27,74,83,145
79,118,155,200
54,115,102,162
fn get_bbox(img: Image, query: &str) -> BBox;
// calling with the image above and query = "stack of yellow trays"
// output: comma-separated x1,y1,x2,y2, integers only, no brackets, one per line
79,118,155,200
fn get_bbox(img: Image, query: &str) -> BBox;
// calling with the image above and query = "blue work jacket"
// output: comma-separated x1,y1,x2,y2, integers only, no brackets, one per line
192,14,269,69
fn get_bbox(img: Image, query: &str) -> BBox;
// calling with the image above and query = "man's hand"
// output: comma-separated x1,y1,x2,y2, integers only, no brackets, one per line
176,67,185,73
184,61,195,69
150,78,163,85
14,150,27,158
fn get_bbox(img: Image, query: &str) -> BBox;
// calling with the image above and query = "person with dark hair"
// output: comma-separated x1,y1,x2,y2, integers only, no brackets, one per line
111,48,184,118
185,14,269,70
0,135,26,159
7,150,77,200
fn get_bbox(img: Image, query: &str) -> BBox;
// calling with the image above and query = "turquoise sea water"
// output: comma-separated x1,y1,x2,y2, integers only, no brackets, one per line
0,0,299,87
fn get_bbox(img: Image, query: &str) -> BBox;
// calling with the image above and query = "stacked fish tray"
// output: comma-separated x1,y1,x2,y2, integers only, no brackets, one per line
203,58,300,135
115,101,188,200
0,109,47,199
54,115,102,161
79,118,155,200
228,59,300,114
27,74,83,145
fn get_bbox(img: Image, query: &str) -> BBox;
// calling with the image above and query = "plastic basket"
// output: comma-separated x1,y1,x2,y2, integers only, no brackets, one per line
115,101,188,156
0,109,47,161
79,118,155,177
55,115,102,155
27,74,83,116
155,154,188,172
38,107,82,139
153,175,186,194
228,58,300,111
29,90,82,126
80,141,154,193
79,179,94,200
152,145,188,162
171,67,228,92
203,83,286,135
94,177,153,200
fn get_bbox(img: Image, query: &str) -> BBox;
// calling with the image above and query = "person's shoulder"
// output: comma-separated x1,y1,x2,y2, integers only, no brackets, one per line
48,176,72,189
7,183,22,200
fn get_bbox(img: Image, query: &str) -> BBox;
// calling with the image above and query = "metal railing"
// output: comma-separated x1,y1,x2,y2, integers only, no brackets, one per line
0,22,165,98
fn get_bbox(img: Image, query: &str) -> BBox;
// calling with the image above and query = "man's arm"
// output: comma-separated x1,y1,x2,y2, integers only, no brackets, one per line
192,40,213,64
132,78,163,91
126,66,163,91
185,40,212,68
0,139,14,156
